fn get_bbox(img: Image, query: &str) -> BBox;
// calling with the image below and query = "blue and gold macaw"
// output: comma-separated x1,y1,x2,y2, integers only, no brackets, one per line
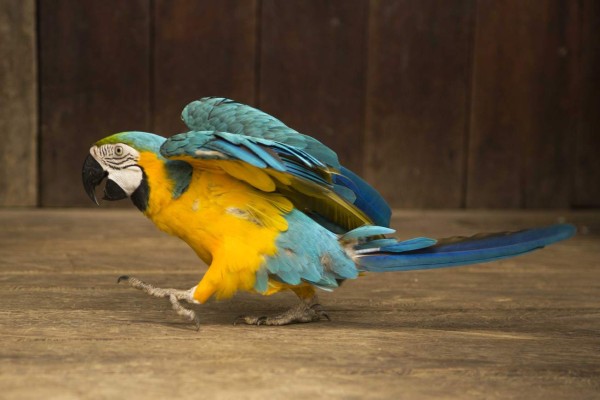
82,97,575,328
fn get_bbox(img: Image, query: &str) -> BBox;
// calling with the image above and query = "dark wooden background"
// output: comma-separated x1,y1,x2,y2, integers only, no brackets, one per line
1,0,598,209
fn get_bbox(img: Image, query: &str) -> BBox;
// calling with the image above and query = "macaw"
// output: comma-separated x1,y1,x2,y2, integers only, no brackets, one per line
82,97,575,328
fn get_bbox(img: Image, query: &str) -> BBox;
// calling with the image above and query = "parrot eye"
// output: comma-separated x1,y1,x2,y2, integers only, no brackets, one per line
115,145,124,156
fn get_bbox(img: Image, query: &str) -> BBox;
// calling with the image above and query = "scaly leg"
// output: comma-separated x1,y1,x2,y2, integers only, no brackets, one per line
234,286,330,326
117,275,200,330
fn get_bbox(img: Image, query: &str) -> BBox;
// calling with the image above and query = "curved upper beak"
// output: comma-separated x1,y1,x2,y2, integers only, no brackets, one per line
82,154,106,206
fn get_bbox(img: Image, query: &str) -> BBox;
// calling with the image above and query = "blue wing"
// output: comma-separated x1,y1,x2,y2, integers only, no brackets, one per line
161,130,330,186
332,167,392,227
181,97,392,227
161,131,373,230
181,97,340,167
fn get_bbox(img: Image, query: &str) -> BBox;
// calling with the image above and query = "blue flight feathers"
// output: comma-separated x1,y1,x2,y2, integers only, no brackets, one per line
333,167,392,227
380,237,438,253
355,224,576,272
181,97,392,227
161,131,331,188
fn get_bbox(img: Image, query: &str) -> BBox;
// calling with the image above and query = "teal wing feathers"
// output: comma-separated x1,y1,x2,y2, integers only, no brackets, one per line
161,130,332,188
181,97,392,227
255,209,358,292
181,97,340,168
160,130,373,230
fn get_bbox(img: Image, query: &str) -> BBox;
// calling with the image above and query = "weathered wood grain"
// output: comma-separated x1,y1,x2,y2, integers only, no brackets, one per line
365,0,474,208
153,0,258,137
0,0,37,206
16,0,600,209
574,0,600,208
0,209,598,399
39,0,151,207
259,0,368,173
468,0,579,208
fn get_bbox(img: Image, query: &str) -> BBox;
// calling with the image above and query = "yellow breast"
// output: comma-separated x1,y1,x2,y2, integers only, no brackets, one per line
138,152,293,301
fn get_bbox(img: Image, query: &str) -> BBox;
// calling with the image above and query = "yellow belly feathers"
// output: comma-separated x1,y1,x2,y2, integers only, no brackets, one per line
138,152,296,303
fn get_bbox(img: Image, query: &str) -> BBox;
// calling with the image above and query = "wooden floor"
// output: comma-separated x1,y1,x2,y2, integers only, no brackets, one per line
0,209,599,399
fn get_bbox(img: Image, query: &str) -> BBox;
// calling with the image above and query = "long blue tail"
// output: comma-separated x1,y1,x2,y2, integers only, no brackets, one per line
351,224,576,272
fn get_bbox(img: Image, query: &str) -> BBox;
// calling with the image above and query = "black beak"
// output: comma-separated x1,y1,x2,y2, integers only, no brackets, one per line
82,154,129,204
82,154,107,206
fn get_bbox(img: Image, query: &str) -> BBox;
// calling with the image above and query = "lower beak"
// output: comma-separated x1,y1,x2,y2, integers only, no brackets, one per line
82,154,106,205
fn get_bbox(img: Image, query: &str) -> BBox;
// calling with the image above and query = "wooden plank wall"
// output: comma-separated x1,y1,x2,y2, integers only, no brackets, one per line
1,0,597,208
38,0,151,207
259,0,368,174
468,0,580,208
366,0,474,208
0,0,37,206
575,0,600,208
152,0,258,136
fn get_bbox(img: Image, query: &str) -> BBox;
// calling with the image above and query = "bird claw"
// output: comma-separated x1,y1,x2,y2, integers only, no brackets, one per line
191,315,201,331
233,303,331,326
117,275,200,330
310,303,331,321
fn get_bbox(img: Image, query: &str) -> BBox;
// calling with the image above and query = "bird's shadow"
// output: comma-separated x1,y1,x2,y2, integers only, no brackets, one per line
135,301,549,335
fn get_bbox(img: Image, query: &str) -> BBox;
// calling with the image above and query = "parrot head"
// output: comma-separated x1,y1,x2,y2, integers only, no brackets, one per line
82,132,165,208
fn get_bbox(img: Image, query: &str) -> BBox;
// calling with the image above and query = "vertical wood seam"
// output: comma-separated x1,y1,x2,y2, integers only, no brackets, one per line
573,0,584,208
254,0,263,107
359,0,370,176
462,0,478,209
35,0,41,207
149,0,155,133
363,0,373,179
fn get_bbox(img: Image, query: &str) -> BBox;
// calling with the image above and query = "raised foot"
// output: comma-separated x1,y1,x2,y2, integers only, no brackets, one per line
234,303,331,326
117,275,200,330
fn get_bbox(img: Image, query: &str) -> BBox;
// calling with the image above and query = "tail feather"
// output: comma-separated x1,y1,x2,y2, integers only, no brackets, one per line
354,224,576,272
355,237,437,254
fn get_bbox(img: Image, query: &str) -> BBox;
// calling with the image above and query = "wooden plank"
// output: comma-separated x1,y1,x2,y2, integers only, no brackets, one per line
153,0,258,137
468,0,580,208
0,0,37,206
39,0,151,207
1,209,599,399
574,0,600,207
365,0,474,208
259,0,368,173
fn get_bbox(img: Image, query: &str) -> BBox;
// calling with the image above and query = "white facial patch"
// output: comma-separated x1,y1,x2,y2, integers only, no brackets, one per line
90,144,143,196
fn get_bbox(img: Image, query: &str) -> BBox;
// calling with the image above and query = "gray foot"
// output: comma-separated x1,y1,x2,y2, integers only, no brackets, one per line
117,275,200,330
234,303,330,326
